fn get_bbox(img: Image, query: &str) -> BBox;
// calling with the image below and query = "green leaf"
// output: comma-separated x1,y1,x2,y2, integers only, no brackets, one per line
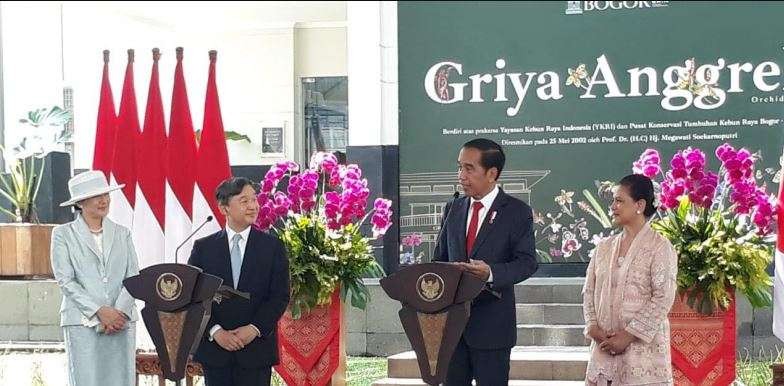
20,106,71,128
193,129,251,143
677,197,690,220
224,130,251,143
582,189,612,228
536,249,553,263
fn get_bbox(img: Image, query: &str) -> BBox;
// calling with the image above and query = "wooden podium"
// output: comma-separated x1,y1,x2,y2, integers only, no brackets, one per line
380,262,485,385
124,263,245,383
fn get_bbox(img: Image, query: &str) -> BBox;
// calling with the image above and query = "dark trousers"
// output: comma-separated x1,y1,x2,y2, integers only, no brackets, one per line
445,336,511,386
203,365,272,386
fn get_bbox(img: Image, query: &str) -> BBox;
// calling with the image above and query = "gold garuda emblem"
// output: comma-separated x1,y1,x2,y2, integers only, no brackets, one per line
156,273,183,301
416,273,445,302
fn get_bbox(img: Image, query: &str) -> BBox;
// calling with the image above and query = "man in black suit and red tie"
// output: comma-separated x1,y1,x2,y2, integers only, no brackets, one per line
433,138,539,385
188,177,290,386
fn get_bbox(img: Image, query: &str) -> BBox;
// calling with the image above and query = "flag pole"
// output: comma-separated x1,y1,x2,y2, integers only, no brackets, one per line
171,47,185,386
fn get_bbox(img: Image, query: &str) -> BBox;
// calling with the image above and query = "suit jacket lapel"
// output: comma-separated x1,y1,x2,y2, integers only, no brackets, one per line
216,230,235,288
237,229,257,289
102,218,116,261
469,189,509,259
449,197,469,262
74,215,102,264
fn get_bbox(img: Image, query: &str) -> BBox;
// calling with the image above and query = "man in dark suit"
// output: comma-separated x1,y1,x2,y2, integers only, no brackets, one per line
188,177,290,386
433,138,539,385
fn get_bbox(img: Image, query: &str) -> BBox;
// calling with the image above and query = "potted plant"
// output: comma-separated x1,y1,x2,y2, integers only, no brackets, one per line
253,152,393,385
629,144,777,384
0,106,71,277
631,145,776,314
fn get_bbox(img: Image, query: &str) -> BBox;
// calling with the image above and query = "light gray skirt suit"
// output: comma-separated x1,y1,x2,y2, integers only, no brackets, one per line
51,214,139,386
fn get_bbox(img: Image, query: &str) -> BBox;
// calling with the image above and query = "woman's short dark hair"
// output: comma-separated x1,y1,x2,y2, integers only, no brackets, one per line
618,174,657,217
462,138,505,180
215,177,257,206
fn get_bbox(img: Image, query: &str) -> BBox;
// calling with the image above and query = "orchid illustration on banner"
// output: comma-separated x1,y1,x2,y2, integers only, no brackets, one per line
254,152,393,319
533,182,614,263
631,144,777,315
400,233,424,265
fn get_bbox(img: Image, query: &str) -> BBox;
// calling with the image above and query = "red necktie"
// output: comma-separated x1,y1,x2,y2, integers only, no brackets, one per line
466,201,484,257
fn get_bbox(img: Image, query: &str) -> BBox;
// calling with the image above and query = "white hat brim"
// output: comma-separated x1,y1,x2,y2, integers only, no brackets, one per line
60,184,125,207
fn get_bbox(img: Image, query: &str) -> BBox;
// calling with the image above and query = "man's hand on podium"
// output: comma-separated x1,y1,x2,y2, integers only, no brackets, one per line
214,329,244,351
457,259,491,281
97,306,126,334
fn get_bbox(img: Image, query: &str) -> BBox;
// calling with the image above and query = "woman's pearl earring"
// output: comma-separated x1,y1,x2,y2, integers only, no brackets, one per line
636,210,641,215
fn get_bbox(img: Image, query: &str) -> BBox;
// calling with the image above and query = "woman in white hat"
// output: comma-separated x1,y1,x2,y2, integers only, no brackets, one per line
50,170,139,386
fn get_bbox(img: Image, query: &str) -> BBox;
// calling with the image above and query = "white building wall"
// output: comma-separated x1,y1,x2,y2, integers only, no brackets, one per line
0,1,347,169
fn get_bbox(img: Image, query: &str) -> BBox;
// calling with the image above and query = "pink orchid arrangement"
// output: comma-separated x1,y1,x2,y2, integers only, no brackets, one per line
254,152,393,318
255,154,393,236
631,144,777,314
401,233,423,248
634,144,776,235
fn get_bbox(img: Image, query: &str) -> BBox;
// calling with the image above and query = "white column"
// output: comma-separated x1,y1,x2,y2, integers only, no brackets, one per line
379,1,398,146
347,1,398,147
347,1,382,147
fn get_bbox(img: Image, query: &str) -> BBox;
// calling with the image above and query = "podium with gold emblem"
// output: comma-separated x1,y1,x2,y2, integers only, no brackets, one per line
380,262,485,385
124,263,246,383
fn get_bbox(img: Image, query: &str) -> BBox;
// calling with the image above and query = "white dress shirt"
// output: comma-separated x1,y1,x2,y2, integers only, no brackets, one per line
209,225,260,341
466,184,499,282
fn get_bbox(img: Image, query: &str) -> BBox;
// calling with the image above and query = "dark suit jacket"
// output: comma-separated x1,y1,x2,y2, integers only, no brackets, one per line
188,228,290,368
433,188,538,349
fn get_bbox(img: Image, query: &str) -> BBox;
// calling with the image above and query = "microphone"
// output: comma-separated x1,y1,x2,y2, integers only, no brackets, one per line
175,216,214,264
432,191,460,262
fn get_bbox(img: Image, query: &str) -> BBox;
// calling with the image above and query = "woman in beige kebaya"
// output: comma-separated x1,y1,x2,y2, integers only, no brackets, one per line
582,174,678,386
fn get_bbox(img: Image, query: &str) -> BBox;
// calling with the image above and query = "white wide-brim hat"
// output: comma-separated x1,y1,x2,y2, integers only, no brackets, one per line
60,170,125,207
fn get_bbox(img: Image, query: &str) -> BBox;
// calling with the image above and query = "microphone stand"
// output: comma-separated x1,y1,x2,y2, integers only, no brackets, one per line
432,191,460,262
175,216,214,264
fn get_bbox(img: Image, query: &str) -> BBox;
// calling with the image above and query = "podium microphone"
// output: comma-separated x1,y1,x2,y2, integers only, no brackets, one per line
433,191,460,261
175,216,214,264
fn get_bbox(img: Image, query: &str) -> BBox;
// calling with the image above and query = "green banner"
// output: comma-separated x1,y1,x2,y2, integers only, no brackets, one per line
398,1,784,265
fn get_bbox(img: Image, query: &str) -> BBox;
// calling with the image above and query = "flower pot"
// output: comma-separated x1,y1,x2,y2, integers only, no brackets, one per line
275,290,347,386
0,223,55,277
668,291,736,386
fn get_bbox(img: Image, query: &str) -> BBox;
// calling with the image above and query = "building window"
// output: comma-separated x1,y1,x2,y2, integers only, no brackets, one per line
303,77,348,159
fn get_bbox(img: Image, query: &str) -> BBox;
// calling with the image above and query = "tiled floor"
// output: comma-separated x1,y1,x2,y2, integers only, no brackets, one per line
0,350,199,386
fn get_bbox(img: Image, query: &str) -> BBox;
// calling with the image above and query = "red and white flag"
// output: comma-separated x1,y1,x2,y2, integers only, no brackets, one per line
164,48,199,263
92,50,117,179
107,49,139,230
132,48,167,269
772,154,784,341
192,50,231,240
